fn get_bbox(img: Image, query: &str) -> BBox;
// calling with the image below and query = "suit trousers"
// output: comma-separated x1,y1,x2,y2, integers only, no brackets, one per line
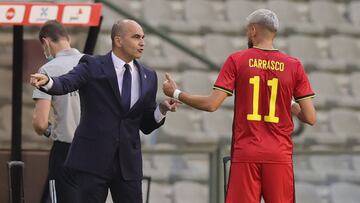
73,147,142,203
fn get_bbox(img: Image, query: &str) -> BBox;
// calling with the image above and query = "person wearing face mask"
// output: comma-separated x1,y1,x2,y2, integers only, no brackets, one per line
32,20,83,203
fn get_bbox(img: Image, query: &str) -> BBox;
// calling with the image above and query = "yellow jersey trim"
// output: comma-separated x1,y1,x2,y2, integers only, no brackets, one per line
253,46,279,51
213,86,233,96
295,95,315,102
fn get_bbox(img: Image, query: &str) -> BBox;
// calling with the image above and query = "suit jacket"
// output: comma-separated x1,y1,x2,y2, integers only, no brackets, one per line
44,52,164,180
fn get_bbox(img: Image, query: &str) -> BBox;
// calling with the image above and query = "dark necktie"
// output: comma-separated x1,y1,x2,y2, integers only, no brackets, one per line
122,64,132,112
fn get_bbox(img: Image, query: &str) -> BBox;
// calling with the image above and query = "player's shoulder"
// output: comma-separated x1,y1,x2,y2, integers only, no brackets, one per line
223,50,249,64
228,49,249,58
279,52,302,65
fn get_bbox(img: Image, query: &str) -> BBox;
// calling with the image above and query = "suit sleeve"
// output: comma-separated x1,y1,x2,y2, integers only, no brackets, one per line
43,55,92,95
293,61,315,102
140,71,165,134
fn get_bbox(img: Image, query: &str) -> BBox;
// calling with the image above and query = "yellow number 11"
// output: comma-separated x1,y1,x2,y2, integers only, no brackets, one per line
247,76,279,123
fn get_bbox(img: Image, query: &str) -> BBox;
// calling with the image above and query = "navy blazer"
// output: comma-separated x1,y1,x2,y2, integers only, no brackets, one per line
43,52,164,180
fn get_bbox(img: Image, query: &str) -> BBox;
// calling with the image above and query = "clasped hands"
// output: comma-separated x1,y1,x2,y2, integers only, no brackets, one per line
160,73,180,114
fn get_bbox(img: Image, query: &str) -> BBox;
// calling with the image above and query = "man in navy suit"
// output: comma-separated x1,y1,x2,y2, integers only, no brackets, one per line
30,19,177,203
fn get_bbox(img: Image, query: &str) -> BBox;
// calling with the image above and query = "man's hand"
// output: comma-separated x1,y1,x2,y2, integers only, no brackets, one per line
159,97,179,115
30,73,49,88
163,73,177,97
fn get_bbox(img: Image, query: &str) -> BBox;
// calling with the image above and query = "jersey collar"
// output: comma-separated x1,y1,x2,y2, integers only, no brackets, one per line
252,46,279,51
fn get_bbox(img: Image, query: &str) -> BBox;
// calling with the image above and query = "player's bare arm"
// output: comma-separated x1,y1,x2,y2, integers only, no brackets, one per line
163,73,227,112
292,99,316,125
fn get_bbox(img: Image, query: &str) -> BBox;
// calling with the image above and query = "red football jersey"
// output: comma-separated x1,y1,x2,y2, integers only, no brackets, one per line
214,47,315,163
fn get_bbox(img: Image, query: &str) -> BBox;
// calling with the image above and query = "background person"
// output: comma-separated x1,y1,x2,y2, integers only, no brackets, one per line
32,20,82,203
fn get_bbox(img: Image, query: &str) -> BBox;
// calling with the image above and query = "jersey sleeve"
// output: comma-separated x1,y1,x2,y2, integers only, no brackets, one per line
293,61,315,102
32,66,52,100
213,55,236,96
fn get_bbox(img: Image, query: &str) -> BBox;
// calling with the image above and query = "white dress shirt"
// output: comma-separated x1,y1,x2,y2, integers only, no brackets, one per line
43,52,165,123
112,52,140,108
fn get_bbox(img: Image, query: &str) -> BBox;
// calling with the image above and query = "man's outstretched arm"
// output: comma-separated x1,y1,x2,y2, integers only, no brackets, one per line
30,56,91,95
163,73,228,112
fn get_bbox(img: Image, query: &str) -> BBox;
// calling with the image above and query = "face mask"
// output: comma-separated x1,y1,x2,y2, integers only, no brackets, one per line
44,51,54,61
43,40,54,61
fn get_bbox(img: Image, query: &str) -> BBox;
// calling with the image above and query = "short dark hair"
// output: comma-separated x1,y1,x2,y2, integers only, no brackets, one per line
111,20,127,47
38,20,69,43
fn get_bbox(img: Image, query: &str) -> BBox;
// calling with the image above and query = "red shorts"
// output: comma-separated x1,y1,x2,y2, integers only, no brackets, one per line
226,162,294,203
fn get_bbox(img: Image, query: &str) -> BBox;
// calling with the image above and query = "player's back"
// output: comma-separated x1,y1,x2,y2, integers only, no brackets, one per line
214,47,314,163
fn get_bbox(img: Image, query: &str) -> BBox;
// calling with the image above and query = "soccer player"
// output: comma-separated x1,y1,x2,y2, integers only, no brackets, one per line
163,9,316,203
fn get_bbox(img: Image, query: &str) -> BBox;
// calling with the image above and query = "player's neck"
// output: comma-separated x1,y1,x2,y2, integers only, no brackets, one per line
53,41,71,55
253,40,274,50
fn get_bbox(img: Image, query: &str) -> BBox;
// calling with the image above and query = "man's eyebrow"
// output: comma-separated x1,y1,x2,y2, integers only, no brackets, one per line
132,34,145,38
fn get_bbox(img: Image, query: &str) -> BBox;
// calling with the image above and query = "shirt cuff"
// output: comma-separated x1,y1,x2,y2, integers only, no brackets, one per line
42,77,54,91
154,105,166,123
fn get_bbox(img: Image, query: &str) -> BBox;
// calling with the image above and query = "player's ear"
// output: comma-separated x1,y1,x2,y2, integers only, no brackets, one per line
42,37,49,45
251,25,260,40
251,25,257,36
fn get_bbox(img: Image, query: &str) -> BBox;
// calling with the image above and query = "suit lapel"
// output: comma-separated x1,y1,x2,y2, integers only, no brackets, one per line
100,52,124,110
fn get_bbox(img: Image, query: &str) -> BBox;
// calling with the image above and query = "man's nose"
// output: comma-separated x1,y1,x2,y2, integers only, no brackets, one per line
139,39,145,47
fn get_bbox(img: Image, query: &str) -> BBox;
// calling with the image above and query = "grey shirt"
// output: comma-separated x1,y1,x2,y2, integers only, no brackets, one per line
32,48,83,143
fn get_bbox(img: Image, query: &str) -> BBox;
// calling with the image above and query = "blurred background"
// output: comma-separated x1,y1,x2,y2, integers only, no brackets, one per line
1,0,360,202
